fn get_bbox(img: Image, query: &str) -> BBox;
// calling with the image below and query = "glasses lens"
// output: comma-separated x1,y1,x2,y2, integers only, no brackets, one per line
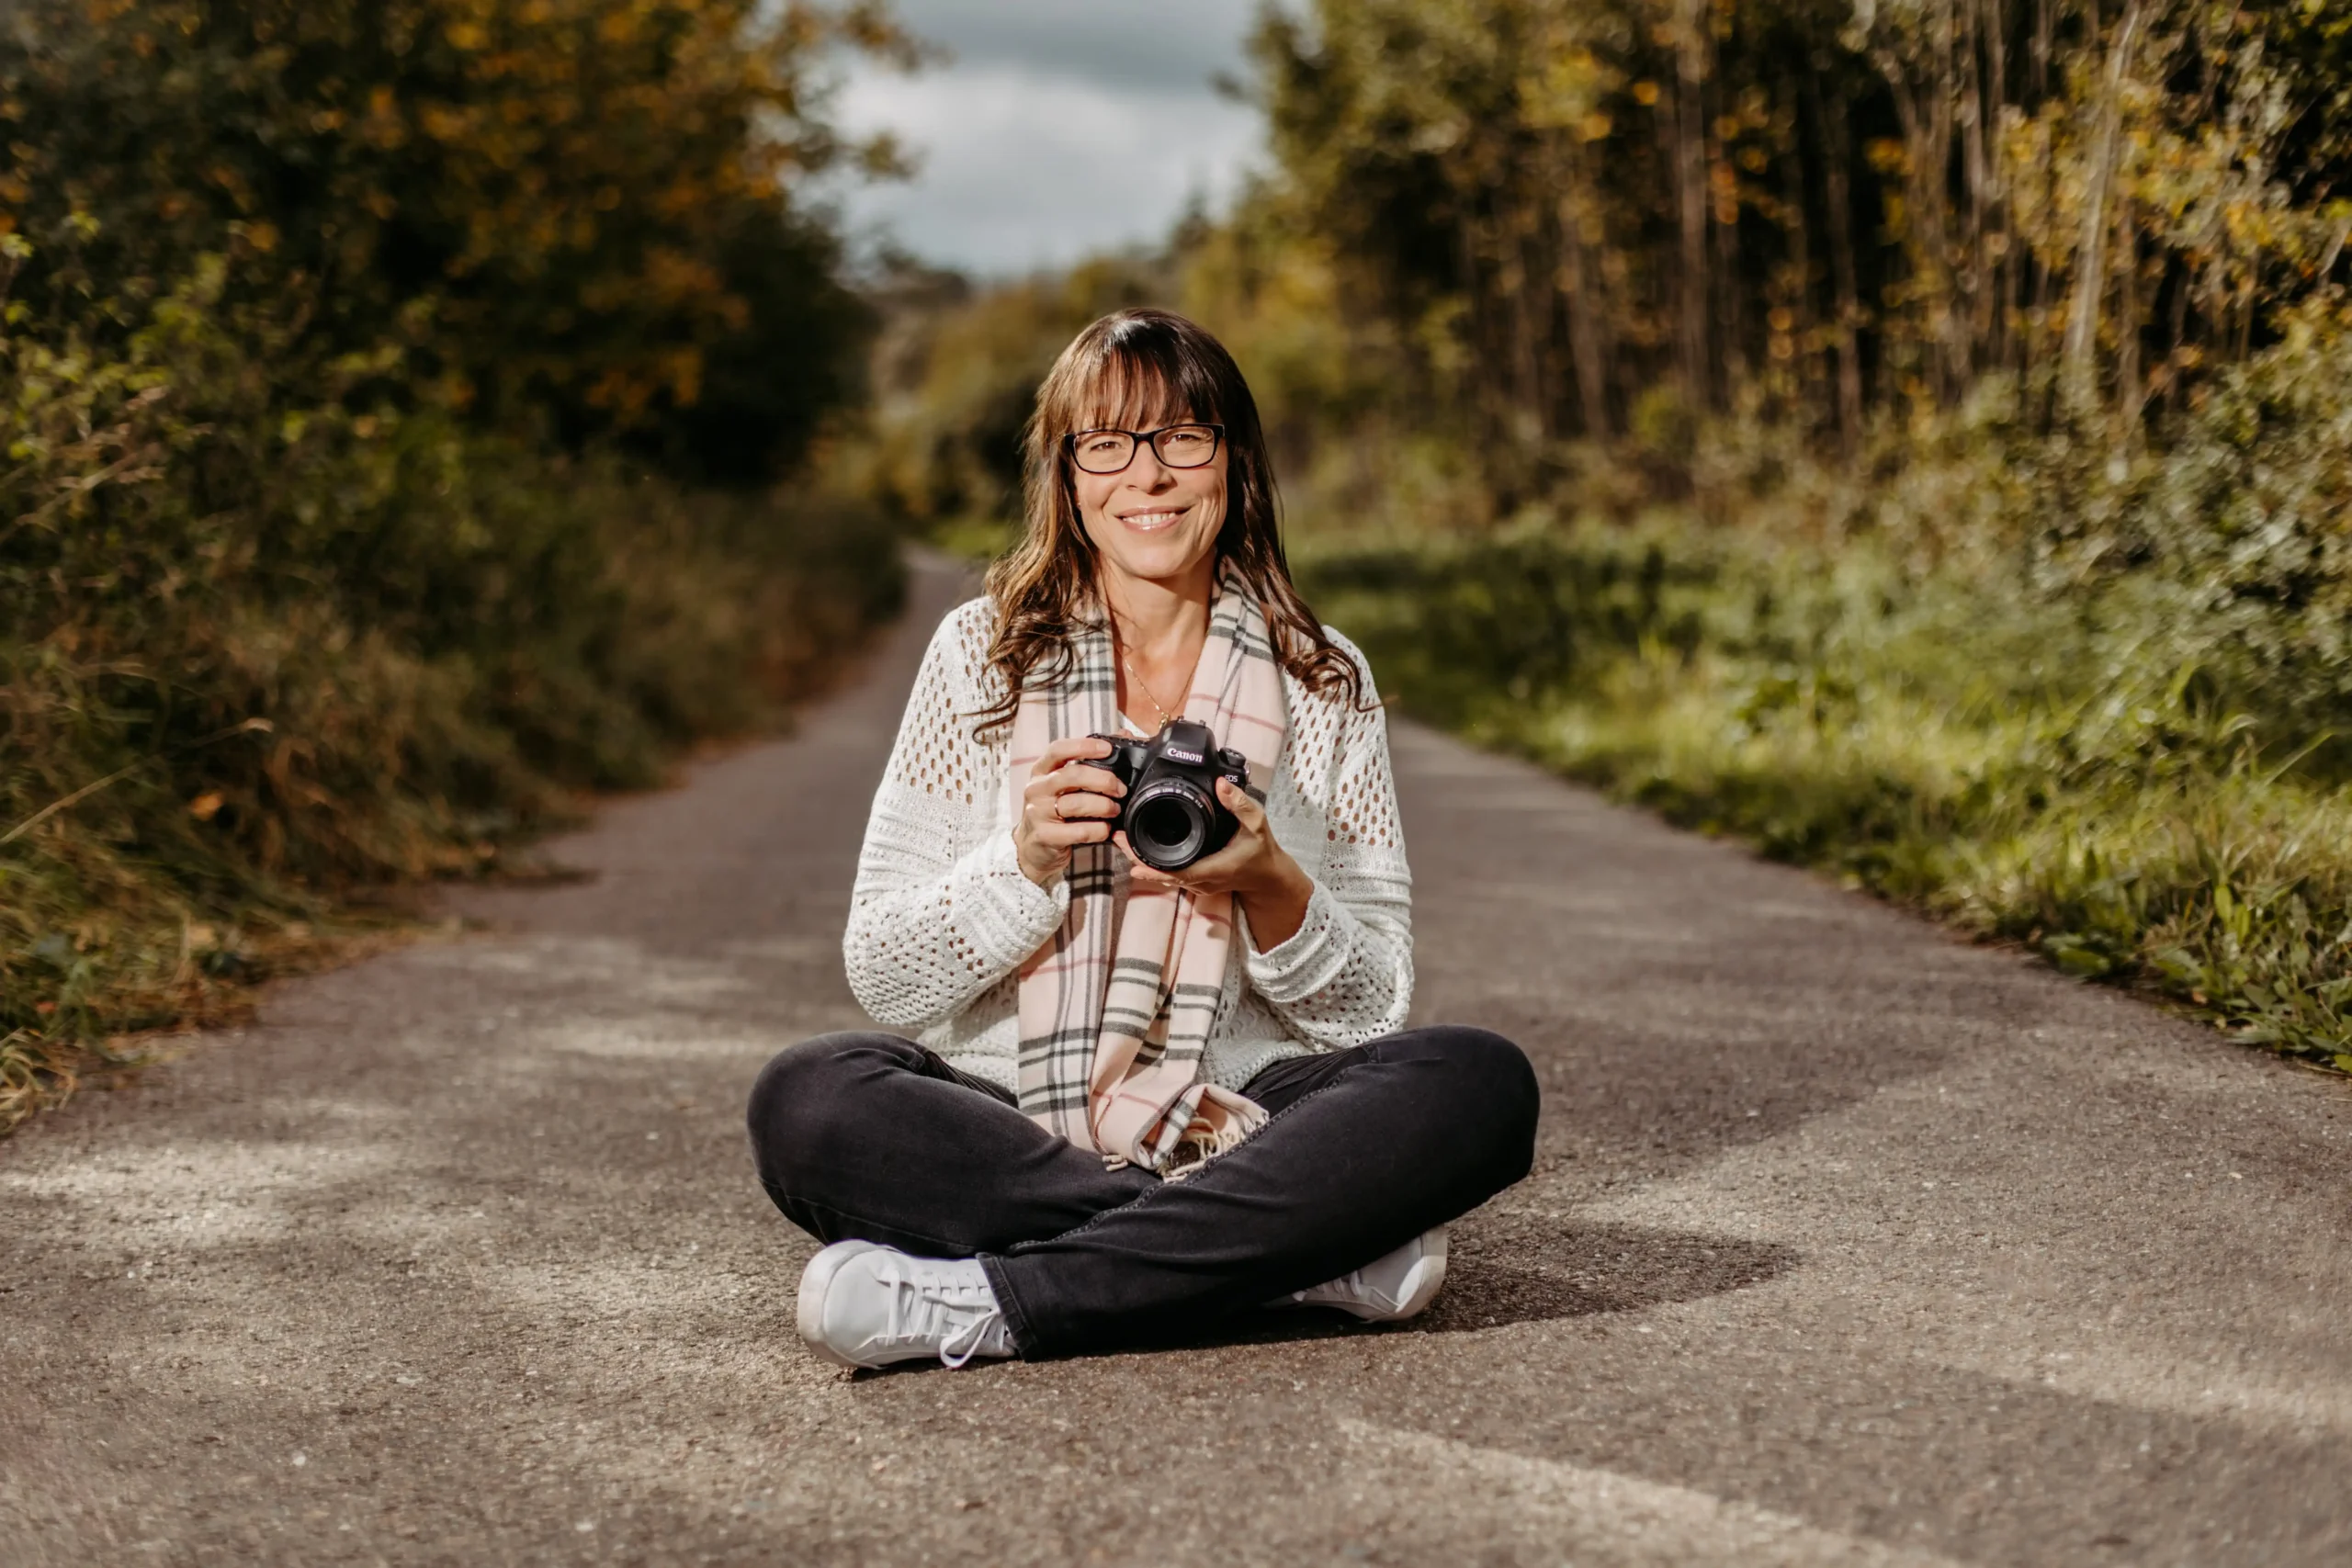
1152,425,1219,468
1070,430,1136,473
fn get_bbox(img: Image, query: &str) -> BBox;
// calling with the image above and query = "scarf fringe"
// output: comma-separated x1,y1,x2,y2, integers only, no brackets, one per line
1158,1107,1261,1182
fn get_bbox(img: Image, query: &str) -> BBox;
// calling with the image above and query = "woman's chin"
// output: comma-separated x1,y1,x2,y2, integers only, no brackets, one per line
1104,539,1216,586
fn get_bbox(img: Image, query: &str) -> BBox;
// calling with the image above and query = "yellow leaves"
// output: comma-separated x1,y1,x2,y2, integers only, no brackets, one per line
660,345,702,408
187,791,222,821
364,84,406,149
1632,80,1660,107
640,243,724,305
6,0,887,479
1710,162,1740,224
1580,112,1612,141
418,103,475,142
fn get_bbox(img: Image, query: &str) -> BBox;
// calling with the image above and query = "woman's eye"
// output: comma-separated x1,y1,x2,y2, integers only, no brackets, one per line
1164,429,1209,451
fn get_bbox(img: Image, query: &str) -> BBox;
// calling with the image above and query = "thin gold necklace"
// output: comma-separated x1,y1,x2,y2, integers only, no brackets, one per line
1117,643,1182,730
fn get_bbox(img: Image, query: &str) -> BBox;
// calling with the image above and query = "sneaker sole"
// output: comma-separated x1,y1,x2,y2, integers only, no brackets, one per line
1374,1222,1439,1325
796,1239,887,1369
1388,1227,1448,1320
1321,1229,1450,1322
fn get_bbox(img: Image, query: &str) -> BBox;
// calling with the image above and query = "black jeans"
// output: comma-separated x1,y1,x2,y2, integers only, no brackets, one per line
746,1026,1539,1357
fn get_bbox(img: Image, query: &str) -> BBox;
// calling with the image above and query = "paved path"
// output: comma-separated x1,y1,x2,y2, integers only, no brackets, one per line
4,558,2348,1566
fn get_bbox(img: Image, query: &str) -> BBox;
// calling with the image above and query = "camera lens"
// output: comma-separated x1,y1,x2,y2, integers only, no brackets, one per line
1128,780,1210,869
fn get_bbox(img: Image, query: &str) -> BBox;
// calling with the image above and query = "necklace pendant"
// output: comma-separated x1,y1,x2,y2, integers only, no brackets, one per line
1120,650,1179,730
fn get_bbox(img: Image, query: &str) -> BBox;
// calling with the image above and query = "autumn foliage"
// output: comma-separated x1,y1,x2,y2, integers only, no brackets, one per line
858,0,2352,1074
0,1,906,1128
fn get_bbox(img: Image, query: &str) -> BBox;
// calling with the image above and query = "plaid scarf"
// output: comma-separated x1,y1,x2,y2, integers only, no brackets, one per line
1005,567,1289,1175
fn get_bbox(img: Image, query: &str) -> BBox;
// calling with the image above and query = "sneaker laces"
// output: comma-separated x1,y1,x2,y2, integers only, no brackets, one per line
872,1257,1008,1368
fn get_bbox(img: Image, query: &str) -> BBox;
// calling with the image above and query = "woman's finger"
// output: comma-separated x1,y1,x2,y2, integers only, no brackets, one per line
1216,776,1265,827
1029,762,1123,807
1027,793,1116,826
1026,778,1120,817
1054,761,1126,798
1029,735,1114,780
1033,817,1110,847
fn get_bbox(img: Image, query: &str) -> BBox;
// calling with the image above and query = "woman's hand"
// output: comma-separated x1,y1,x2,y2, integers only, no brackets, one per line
1117,777,1315,951
1013,736,1126,887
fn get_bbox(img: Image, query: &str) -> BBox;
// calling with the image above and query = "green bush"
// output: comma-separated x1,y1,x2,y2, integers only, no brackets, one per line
1299,334,2352,1073
0,245,902,1130
0,0,908,1133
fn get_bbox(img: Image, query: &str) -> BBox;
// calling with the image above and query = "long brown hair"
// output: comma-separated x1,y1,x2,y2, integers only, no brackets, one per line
975,308,1363,736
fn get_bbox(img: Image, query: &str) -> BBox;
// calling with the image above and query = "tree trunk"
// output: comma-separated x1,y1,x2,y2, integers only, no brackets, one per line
1555,143,1614,438
2062,0,2149,416
1810,64,1867,448
1674,0,1712,410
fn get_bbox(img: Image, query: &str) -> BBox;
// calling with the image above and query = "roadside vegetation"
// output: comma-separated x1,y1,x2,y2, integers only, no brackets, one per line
851,0,2352,1073
0,0,910,1132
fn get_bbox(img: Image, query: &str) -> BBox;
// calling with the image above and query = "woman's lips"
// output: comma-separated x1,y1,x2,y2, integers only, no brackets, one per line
1118,508,1186,532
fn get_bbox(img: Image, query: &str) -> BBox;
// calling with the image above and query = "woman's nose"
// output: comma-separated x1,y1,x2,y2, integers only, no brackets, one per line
1125,446,1178,489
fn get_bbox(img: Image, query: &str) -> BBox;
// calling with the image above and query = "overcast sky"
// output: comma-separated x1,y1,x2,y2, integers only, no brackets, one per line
826,0,1269,277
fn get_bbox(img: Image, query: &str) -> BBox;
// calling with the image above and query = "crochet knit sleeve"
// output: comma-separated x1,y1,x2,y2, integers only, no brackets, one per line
842,604,1069,1032
1244,634,1415,1046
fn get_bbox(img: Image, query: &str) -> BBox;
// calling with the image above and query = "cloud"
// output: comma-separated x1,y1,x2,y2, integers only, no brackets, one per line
888,0,1260,89
824,2,1268,276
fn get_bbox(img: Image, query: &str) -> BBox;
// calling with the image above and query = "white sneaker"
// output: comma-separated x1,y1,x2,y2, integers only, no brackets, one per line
796,1240,1017,1369
1275,1226,1448,1322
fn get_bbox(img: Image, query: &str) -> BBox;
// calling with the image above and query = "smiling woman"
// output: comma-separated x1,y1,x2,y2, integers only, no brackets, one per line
744,308,1542,1371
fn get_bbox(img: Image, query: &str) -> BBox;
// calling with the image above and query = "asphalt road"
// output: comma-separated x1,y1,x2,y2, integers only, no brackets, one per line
4,556,2348,1567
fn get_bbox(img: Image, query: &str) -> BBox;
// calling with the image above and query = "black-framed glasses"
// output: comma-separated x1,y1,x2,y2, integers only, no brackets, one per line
1066,423,1225,475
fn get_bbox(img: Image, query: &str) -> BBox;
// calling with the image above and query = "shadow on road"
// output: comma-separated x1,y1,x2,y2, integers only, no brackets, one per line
1417,1220,1798,1334
1206,1219,1798,1348
842,1221,1797,1370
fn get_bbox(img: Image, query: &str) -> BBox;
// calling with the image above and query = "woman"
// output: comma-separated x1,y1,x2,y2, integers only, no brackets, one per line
748,308,1537,1368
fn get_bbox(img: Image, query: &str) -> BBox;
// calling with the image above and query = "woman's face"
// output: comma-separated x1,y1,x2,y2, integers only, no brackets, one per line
1068,396,1227,594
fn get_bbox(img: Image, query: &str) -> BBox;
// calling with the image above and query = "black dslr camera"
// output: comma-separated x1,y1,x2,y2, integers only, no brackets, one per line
1088,718,1254,871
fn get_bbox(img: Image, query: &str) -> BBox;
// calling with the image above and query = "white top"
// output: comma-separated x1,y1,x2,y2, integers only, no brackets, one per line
842,596,1415,1094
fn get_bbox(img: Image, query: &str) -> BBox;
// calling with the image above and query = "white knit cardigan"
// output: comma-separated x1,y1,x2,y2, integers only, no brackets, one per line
843,596,1415,1094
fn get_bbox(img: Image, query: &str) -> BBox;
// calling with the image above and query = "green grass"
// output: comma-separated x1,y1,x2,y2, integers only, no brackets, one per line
0,459,904,1135
1301,519,2352,1075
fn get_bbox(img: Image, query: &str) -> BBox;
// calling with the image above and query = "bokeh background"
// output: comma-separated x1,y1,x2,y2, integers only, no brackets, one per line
7,0,2352,1131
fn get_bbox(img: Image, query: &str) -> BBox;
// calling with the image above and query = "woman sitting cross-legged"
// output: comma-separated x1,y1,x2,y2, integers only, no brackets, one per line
747,307,1539,1368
